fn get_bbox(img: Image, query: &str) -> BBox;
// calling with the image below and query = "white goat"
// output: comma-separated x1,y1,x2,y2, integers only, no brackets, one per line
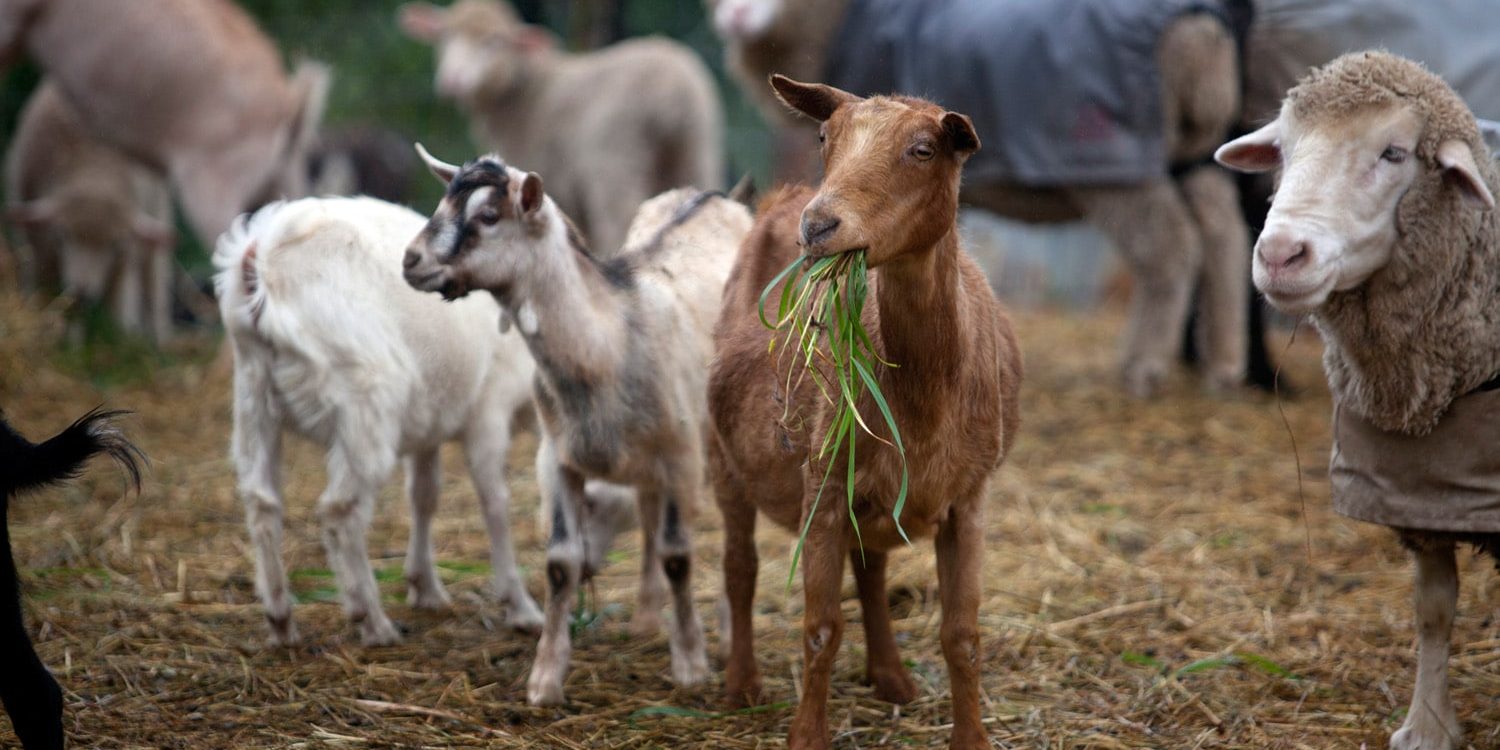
402,147,752,706
214,196,542,646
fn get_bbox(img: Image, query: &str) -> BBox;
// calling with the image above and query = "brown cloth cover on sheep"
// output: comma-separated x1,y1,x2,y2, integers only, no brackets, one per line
1331,390,1500,533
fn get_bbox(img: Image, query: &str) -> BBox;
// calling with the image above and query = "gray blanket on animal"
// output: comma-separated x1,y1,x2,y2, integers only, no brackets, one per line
825,0,1230,187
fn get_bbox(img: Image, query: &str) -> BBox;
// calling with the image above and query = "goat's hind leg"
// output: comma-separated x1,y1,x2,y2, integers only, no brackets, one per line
0,626,63,750
319,432,401,646
404,449,451,610
1391,536,1462,750
527,442,585,706
852,549,918,704
630,488,668,637
231,359,298,645
649,485,708,687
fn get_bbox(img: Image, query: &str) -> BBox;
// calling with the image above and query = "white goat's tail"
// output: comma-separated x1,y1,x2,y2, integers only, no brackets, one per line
213,203,286,333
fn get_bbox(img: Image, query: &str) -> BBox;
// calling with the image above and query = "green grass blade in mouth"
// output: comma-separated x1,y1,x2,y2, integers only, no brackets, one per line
758,249,911,581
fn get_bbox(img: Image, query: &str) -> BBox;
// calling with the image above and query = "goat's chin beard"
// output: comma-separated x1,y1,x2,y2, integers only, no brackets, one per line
439,278,471,301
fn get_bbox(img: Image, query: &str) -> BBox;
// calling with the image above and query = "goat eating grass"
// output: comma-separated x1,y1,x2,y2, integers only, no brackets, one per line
707,76,1023,750
1,409,141,750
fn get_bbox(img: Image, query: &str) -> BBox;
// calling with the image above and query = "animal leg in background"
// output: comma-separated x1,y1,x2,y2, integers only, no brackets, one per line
1179,166,1249,391
317,421,401,646
461,404,544,632
403,448,450,610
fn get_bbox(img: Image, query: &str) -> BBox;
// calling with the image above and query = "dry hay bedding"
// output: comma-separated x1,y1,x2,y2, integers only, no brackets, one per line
1,289,1497,749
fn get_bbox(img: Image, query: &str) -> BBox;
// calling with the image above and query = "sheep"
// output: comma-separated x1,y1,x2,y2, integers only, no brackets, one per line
4,81,176,342
708,77,1024,750
398,0,725,256
402,147,752,706
2,0,329,247
709,0,1253,397
1216,51,1500,750
1,408,141,750
306,126,421,205
214,195,547,647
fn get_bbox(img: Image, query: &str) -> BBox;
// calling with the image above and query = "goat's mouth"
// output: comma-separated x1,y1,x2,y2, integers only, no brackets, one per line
803,244,868,261
405,269,446,291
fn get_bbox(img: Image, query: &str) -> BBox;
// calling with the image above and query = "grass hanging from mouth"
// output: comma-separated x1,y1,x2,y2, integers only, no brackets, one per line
757,251,910,588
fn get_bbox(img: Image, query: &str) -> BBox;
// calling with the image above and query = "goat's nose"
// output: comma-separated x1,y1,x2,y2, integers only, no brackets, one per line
1256,232,1311,273
403,249,421,270
801,215,841,247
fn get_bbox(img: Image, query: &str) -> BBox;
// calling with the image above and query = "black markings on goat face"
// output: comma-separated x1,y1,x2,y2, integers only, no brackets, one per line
420,157,512,262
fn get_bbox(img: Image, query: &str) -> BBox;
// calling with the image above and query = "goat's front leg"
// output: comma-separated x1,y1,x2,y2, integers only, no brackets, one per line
717,475,762,707
788,487,848,750
936,501,988,749
1391,539,1461,750
462,412,543,633
648,485,708,687
403,449,451,610
319,439,400,647
1180,167,1248,392
231,360,297,645
852,549,918,704
527,452,586,706
630,488,667,637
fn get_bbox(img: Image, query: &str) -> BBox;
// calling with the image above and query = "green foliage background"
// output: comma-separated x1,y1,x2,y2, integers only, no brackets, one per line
0,0,773,273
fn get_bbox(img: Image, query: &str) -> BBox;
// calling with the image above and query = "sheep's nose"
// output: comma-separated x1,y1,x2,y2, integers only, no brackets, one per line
1256,233,1310,274
800,215,841,247
403,249,421,270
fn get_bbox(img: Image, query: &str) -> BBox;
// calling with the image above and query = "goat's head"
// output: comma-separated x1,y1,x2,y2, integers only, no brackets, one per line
707,0,782,41
398,0,553,103
770,75,979,267
1217,51,1496,315
403,143,550,305
5,185,173,304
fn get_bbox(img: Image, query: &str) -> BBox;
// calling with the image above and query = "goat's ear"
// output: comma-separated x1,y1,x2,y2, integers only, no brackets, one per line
131,214,176,250
1215,121,1282,173
3,197,59,228
770,74,860,123
516,25,556,54
398,2,447,42
941,112,980,155
414,142,460,185
1437,139,1496,211
520,172,545,215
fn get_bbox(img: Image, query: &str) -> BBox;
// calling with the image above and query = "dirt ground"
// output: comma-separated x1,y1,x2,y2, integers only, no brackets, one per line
2,291,1497,749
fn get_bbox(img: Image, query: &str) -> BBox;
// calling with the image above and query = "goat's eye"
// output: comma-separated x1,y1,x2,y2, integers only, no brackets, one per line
910,143,935,161
476,208,500,225
1380,145,1408,164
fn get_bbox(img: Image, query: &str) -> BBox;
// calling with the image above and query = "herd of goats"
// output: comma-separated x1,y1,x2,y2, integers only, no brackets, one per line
3,0,1500,749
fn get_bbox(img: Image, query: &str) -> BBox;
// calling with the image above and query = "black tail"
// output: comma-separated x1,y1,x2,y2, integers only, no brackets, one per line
1,408,144,499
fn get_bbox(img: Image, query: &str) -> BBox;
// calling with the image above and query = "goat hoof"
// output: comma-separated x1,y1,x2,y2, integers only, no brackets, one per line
1390,720,1460,750
629,609,663,638
359,617,403,647
1122,361,1167,399
527,672,567,707
869,667,919,705
670,647,709,687
503,598,545,635
787,727,831,750
723,678,763,709
407,583,453,611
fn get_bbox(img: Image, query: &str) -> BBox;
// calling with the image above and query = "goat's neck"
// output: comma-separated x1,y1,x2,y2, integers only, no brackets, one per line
873,229,965,389
499,209,629,387
469,51,564,155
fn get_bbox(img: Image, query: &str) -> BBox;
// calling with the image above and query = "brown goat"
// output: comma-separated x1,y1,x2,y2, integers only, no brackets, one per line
707,76,1023,749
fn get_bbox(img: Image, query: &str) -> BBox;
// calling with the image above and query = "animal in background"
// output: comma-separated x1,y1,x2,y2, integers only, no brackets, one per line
215,196,553,646
709,0,1253,398
1,408,141,750
4,81,176,342
403,147,752,706
1217,51,1499,750
306,126,421,205
708,76,1022,749
398,0,724,256
0,0,329,247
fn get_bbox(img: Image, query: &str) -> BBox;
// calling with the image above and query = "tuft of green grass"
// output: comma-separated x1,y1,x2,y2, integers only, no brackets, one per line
759,251,909,586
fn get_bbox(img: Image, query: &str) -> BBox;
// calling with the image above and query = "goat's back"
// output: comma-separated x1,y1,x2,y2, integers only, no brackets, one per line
214,196,529,444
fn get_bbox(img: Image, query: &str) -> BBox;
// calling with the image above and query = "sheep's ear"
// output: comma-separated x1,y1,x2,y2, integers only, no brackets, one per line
3,197,60,228
131,214,176,250
414,143,460,185
1215,121,1282,173
770,74,861,123
941,111,980,155
1437,139,1496,211
398,2,447,42
520,172,545,215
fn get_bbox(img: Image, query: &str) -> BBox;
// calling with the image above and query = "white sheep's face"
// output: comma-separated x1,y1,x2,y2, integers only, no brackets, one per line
403,147,548,304
1217,103,1495,315
709,0,782,41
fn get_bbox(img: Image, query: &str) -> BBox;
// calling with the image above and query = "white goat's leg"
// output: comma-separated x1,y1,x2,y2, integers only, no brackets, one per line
1181,167,1249,392
462,412,543,633
231,357,296,645
1072,181,1202,398
148,244,172,343
650,481,707,688
630,489,667,637
113,249,145,336
527,438,585,706
1392,540,1462,750
403,448,451,610
581,479,637,576
319,431,401,646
